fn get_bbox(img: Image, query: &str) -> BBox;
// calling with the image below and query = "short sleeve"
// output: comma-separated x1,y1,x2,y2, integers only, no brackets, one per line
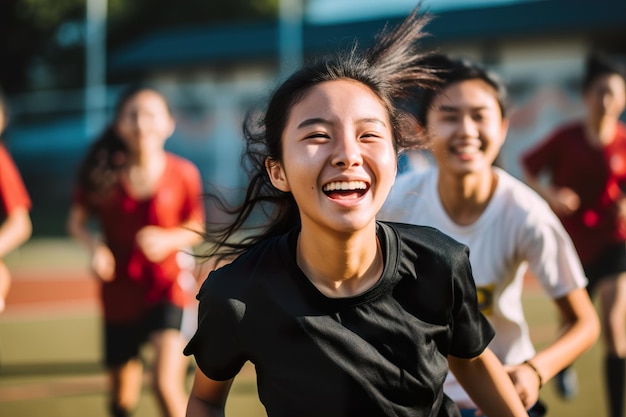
520,129,562,177
184,272,247,381
0,144,31,215
448,246,495,358
521,203,587,297
179,158,205,224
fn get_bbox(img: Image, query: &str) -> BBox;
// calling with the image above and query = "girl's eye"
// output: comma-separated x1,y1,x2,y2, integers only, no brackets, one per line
361,132,383,139
305,132,329,140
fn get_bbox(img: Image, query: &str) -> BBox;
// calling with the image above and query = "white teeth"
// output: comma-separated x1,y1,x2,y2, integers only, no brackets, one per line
451,144,480,156
323,181,367,192
452,140,481,155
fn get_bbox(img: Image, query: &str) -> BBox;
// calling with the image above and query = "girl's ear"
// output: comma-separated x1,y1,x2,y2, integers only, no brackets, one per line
266,157,290,192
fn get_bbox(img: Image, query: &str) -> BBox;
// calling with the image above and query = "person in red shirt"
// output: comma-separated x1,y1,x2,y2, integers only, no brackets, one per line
67,85,205,417
521,53,626,417
0,90,32,313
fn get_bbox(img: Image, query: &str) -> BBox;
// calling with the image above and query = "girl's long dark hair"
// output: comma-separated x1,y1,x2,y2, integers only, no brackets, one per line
75,84,170,209
205,6,439,261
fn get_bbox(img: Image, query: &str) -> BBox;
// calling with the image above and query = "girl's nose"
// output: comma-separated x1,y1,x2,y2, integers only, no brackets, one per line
331,133,363,168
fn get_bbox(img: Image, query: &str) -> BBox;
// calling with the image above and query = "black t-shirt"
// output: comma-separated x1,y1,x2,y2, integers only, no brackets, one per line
184,221,493,417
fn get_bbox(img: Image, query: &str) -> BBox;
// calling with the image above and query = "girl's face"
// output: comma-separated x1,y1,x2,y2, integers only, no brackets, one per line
115,90,175,156
426,79,508,176
267,79,396,235
583,73,626,123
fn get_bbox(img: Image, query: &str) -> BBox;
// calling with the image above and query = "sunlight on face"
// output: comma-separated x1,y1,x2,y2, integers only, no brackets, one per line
115,90,175,156
426,79,507,175
267,79,396,235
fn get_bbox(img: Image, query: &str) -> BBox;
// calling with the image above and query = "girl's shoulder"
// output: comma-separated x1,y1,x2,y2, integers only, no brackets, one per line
379,221,468,263
199,232,294,297
165,152,200,172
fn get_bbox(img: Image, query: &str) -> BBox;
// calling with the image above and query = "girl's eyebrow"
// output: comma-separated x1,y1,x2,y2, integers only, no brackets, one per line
297,117,388,129
437,104,488,112
297,117,328,129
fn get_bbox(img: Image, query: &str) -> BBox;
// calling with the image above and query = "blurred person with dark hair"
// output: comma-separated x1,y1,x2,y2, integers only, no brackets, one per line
67,85,205,417
521,52,626,416
183,8,529,417
0,90,32,313
379,54,599,417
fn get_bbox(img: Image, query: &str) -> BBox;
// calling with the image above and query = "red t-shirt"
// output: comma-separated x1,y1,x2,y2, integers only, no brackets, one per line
521,121,626,266
74,153,204,323
0,143,31,218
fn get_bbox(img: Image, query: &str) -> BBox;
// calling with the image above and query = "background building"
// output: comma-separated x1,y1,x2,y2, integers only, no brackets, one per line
5,0,626,235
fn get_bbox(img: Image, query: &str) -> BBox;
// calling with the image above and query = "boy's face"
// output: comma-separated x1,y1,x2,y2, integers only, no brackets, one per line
426,79,508,176
583,73,626,124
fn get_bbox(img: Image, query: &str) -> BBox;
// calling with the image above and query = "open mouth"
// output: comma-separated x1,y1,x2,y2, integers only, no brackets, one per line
322,181,369,199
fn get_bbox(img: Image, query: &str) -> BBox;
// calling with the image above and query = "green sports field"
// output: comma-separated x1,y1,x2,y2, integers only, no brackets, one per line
0,239,610,416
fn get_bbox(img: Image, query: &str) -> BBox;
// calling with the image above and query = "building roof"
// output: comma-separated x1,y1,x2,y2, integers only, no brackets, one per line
109,0,626,73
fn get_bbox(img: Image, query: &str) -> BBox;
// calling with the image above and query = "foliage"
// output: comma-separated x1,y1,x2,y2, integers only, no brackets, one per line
0,0,279,94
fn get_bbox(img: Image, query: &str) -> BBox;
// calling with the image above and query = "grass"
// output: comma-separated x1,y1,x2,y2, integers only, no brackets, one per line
0,239,611,416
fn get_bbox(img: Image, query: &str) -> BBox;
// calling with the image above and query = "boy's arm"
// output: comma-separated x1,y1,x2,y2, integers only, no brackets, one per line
449,348,528,417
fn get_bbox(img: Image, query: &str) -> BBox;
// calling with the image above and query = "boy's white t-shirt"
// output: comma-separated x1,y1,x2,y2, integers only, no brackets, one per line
378,166,587,408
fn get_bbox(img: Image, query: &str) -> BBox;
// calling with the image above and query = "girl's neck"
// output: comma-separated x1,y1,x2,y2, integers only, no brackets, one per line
296,222,383,298
127,149,166,168
124,151,167,198
437,168,498,226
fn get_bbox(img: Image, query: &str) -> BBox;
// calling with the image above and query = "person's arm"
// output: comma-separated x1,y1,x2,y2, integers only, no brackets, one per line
135,218,204,263
449,348,528,417
67,203,115,281
0,260,11,312
186,367,233,417
506,288,599,407
521,167,580,217
0,207,31,259
0,207,32,312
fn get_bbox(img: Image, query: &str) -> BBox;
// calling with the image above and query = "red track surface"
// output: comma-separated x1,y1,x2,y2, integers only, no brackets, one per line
2,266,99,318
6,270,97,306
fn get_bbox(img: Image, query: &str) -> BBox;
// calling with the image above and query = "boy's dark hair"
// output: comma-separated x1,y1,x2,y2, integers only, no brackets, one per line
415,54,508,126
582,52,626,92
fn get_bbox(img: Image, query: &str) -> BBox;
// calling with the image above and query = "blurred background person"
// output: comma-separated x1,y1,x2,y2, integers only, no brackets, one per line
0,89,32,313
521,53,626,417
67,85,205,417
379,54,599,417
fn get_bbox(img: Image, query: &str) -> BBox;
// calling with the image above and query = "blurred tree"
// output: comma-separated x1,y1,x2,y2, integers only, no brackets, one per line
0,0,84,94
0,0,278,94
